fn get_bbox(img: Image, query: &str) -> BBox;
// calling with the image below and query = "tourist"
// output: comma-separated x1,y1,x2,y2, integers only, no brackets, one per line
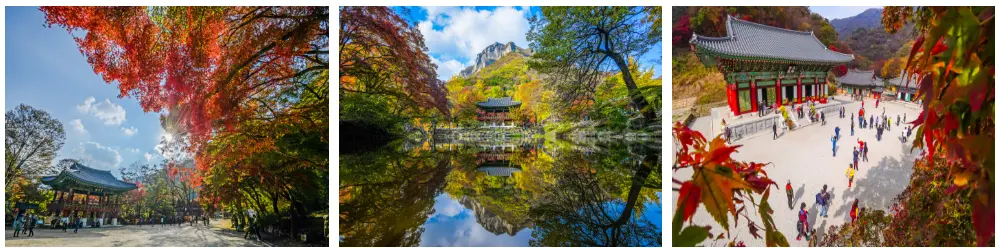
772,121,778,140
27,214,36,237
63,217,69,232
819,186,831,217
852,147,859,171
161,216,165,227
74,217,82,233
834,126,841,139
846,163,855,188
786,180,794,210
897,115,901,126
13,209,23,237
904,113,907,123
831,135,838,157
850,199,860,224
808,228,819,246
851,121,855,136
821,112,825,125
863,145,869,163
876,97,880,108
796,202,809,241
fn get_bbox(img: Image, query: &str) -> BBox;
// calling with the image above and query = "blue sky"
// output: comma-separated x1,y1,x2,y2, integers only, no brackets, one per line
5,7,168,176
810,6,881,20
393,6,662,80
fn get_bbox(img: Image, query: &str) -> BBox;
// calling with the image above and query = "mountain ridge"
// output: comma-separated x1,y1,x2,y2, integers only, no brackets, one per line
459,41,532,77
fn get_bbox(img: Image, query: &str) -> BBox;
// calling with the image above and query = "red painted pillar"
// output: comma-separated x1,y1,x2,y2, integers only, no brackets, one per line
796,77,803,104
775,78,782,106
729,84,740,115
750,79,758,112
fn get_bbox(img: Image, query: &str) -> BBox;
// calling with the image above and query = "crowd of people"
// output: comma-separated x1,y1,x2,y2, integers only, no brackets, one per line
7,207,215,239
782,95,914,246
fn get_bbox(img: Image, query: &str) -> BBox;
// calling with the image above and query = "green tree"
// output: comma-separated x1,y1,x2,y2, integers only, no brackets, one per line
5,104,65,187
527,6,662,123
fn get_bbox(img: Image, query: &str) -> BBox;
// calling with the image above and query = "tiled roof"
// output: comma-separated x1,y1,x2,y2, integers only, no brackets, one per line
887,72,919,89
476,97,522,108
837,70,881,87
691,15,854,64
41,163,137,191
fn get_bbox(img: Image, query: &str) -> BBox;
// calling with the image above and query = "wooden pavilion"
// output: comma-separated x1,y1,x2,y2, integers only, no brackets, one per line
40,162,137,227
690,15,853,115
476,97,521,127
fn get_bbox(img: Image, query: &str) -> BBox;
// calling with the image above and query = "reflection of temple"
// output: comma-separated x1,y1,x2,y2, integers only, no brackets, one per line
458,195,533,236
40,163,137,227
475,146,528,177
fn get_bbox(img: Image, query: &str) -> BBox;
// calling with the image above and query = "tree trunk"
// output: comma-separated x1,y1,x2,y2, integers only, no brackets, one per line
608,53,656,122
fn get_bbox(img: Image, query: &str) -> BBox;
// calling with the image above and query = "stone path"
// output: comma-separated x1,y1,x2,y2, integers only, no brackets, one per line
4,220,267,247
673,99,924,246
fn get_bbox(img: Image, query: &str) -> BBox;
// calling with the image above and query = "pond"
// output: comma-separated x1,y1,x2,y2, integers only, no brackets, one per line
339,137,662,247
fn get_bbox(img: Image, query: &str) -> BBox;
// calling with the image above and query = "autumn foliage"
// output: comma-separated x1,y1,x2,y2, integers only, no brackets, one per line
41,7,329,242
339,6,449,117
882,6,995,246
672,122,787,246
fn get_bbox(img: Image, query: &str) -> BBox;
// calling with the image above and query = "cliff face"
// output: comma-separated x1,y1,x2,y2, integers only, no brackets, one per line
459,41,531,77
458,195,531,236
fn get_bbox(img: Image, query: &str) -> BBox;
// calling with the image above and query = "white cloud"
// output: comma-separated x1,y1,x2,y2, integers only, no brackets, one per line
122,126,138,136
144,152,155,162
69,119,87,134
418,7,531,62
78,141,121,170
77,96,127,125
431,57,468,80
126,148,140,153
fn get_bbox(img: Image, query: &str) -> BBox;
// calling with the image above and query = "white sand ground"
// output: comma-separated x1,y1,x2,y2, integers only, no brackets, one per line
674,98,924,246
4,220,266,247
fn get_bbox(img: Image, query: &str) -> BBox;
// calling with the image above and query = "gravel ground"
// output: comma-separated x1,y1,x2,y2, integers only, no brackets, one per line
672,99,925,246
4,220,267,247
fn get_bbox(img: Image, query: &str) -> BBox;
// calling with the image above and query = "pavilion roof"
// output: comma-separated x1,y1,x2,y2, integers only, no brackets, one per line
41,162,137,193
837,69,881,87
476,97,521,108
691,15,854,64
887,71,919,89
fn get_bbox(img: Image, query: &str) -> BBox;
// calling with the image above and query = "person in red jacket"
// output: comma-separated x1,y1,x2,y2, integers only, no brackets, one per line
850,199,860,224
797,202,809,241
786,180,794,210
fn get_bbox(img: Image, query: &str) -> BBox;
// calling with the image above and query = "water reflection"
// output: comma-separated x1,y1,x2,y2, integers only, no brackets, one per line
339,138,662,247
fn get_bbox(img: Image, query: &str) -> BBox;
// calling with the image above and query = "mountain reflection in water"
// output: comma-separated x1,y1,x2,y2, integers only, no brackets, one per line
339,138,662,247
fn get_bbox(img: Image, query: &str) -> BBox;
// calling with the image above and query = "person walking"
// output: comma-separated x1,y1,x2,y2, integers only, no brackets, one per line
831,135,838,157
850,120,855,136
161,216,165,227
852,147,859,171
817,185,831,217
850,199,860,224
26,214,36,237
863,145,870,163
786,180,794,209
73,217,82,233
796,202,809,241
13,210,23,237
847,163,856,188
834,126,841,139
772,121,778,140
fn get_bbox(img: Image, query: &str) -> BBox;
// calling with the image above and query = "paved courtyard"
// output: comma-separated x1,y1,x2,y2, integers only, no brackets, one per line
4,221,266,247
675,98,925,246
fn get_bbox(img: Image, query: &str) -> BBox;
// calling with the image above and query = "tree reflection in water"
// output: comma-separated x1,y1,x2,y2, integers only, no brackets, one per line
339,140,662,247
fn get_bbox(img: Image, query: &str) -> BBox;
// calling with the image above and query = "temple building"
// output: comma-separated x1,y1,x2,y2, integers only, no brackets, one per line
40,162,137,227
476,97,521,127
887,72,918,102
690,15,853,116
837,69,881,98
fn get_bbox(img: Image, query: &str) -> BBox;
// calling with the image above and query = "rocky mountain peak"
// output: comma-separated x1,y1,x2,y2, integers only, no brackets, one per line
458,41,531,77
